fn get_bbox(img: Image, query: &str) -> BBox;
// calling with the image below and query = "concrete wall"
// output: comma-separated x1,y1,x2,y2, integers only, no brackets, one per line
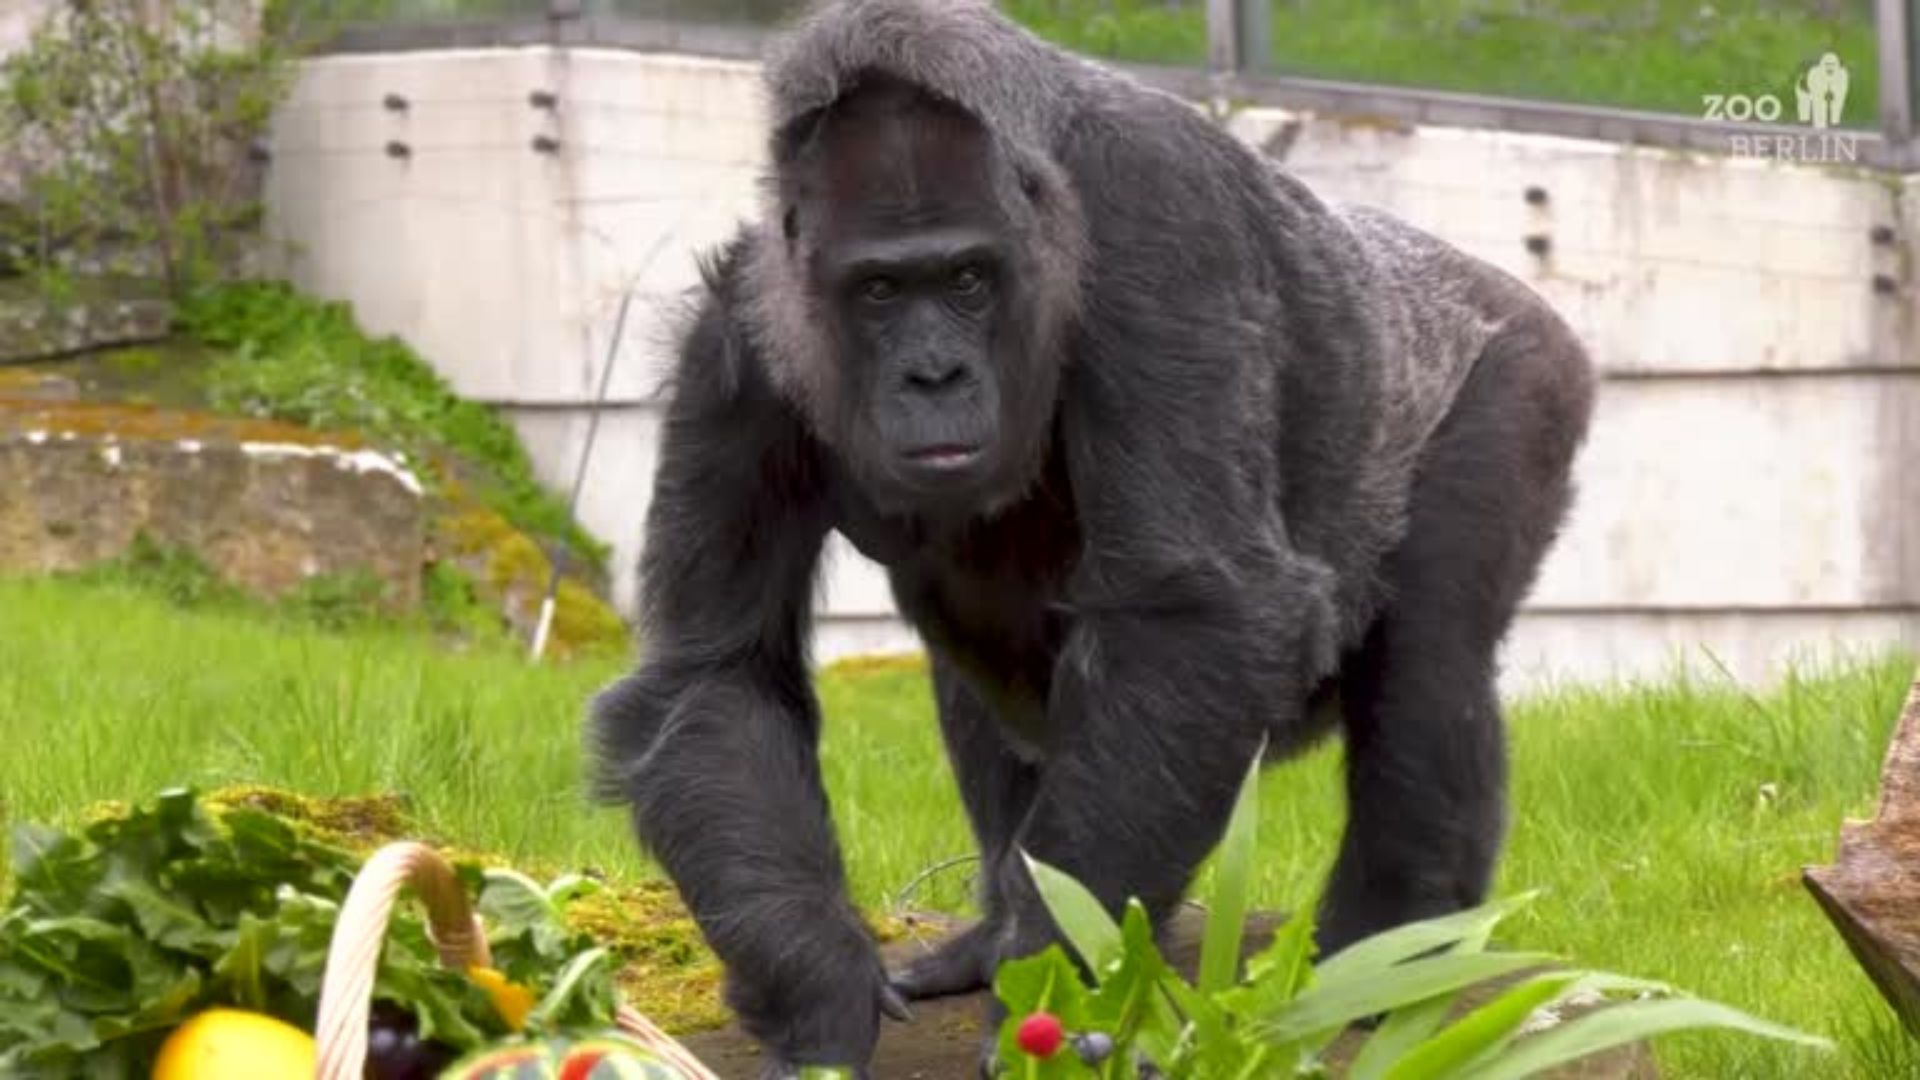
263,45,1920,691
0,0,54,56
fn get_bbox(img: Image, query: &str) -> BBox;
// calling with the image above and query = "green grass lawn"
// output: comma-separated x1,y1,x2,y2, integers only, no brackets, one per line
1004,0,1879,122
2,575,1915,1077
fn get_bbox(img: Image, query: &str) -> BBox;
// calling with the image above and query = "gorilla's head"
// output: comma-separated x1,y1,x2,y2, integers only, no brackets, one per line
747,71,1085,517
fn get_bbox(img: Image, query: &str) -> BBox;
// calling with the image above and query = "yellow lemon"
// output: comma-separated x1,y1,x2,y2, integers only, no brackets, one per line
467,965,537,1031
151,1008,315,1080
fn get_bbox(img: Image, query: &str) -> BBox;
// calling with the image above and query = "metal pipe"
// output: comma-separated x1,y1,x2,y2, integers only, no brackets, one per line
1207,0,1239,75
1237,0,1270,76
1878,0,1915,146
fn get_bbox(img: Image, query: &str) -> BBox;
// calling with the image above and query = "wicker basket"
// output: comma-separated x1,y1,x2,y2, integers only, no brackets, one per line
312,841,719,1080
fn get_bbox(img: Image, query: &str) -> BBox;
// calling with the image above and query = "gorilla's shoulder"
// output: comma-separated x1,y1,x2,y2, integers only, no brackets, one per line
668,231,791,413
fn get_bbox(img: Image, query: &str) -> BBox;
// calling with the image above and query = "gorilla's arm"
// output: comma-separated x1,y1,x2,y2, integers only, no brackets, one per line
590,282,892,1070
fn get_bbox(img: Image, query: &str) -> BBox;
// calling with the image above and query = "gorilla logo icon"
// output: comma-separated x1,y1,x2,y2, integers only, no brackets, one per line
1797,52,1849,129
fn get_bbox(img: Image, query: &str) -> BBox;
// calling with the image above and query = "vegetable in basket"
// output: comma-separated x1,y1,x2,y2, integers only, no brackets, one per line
0,789,626,1077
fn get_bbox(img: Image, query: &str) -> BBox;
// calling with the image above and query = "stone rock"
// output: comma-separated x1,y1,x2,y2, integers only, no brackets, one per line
1805,675,1920,1038
0,401,424,606
0,294,173,364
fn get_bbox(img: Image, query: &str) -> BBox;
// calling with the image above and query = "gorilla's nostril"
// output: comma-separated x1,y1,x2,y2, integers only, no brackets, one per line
905,362,968,392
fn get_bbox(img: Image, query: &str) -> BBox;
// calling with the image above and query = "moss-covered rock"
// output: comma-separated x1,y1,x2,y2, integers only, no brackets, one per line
437,506,627,660
0,279,172,364
0,367,79,402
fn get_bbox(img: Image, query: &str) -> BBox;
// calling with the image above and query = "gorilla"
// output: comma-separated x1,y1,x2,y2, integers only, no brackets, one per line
589,1,1595,1074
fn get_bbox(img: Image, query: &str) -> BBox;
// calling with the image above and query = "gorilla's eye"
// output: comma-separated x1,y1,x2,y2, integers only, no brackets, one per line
858,276,901,304
951,265,988,296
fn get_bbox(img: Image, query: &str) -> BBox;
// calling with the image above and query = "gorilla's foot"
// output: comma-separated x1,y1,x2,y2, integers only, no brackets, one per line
889,919,1000,1001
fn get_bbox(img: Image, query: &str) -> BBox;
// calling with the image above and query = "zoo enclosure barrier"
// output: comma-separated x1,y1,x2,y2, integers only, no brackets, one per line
312,0,1920,172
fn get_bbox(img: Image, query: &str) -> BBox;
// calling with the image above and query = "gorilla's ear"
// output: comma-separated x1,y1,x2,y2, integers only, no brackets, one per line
768,108,824,253
1017,166,1043,203
771,105,828,169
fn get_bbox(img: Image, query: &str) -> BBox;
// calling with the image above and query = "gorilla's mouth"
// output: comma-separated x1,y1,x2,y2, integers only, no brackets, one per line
903,444,983,470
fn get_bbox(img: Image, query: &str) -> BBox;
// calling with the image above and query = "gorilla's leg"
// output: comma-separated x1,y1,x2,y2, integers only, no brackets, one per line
1317,317,1592,956
892,657,1038,1000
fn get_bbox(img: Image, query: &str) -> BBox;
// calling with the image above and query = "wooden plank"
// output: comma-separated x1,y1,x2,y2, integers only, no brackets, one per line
1804,674,1920,1037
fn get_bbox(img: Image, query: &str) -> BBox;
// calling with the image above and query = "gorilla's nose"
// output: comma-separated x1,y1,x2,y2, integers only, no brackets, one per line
902,357,970,394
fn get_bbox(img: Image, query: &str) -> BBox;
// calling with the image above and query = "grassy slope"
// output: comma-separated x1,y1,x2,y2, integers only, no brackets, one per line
1004,0,1879,121
2,576,1915,1076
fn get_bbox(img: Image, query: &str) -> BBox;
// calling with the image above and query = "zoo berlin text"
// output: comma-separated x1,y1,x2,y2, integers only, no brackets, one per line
1704,51,1861,164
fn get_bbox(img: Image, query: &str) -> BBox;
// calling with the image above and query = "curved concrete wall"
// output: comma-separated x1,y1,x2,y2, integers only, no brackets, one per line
263,45,1920,690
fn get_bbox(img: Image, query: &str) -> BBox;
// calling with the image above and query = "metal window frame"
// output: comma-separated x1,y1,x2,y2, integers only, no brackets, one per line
317,0,1920,173
1205,0,1920,172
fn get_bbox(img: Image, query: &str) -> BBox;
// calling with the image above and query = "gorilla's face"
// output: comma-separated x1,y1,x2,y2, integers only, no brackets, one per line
828,217,1011,504
786,77,1054,517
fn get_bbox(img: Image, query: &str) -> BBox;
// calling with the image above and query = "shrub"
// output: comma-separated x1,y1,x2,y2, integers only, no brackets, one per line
180,280,609,574
0,1,299,298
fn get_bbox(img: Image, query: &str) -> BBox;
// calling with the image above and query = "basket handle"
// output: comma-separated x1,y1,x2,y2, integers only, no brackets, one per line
312,841,720,1080
315,841,492,1080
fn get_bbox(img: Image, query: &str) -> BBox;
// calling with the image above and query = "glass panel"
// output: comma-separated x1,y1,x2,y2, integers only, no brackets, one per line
325,0,549,21
579,0,1214,60
1002,0,1208,66
1261,0,1880,124
581,0,810,21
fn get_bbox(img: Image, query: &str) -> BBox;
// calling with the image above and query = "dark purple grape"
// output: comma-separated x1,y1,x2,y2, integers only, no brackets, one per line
366,1022,404,1066
368,1000,419,1035
362,1000,464,1080
364,1002,422,1080
411,1038,459,1077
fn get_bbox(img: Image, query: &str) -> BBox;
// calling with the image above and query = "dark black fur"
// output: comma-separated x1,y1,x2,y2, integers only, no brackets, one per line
589,2,1595,1074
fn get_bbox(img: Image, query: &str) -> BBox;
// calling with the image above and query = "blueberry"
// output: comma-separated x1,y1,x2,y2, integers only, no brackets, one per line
1072,1032,1116,1065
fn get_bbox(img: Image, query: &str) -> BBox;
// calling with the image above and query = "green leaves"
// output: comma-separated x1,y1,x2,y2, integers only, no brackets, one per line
0,788,621,1075
1466,998,1832,1080
995,752,1832,1079
1021,852,1125,977
1197,752,1262,996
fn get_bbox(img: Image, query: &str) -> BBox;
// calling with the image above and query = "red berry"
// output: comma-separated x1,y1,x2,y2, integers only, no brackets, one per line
1016,1012,1066,1058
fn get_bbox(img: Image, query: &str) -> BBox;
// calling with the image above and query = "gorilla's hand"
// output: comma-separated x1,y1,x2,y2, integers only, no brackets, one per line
748,955,913,1080
752,972,910,1068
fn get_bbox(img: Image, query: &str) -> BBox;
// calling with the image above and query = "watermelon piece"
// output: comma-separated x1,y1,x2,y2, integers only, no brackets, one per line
440,1034,692,1080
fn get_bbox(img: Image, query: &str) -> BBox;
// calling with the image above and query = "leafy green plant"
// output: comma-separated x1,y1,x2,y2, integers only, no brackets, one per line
283,569,396,632
991,758,1831,1078
58,531,489,637
0,789,621,1076
61,530,248,610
